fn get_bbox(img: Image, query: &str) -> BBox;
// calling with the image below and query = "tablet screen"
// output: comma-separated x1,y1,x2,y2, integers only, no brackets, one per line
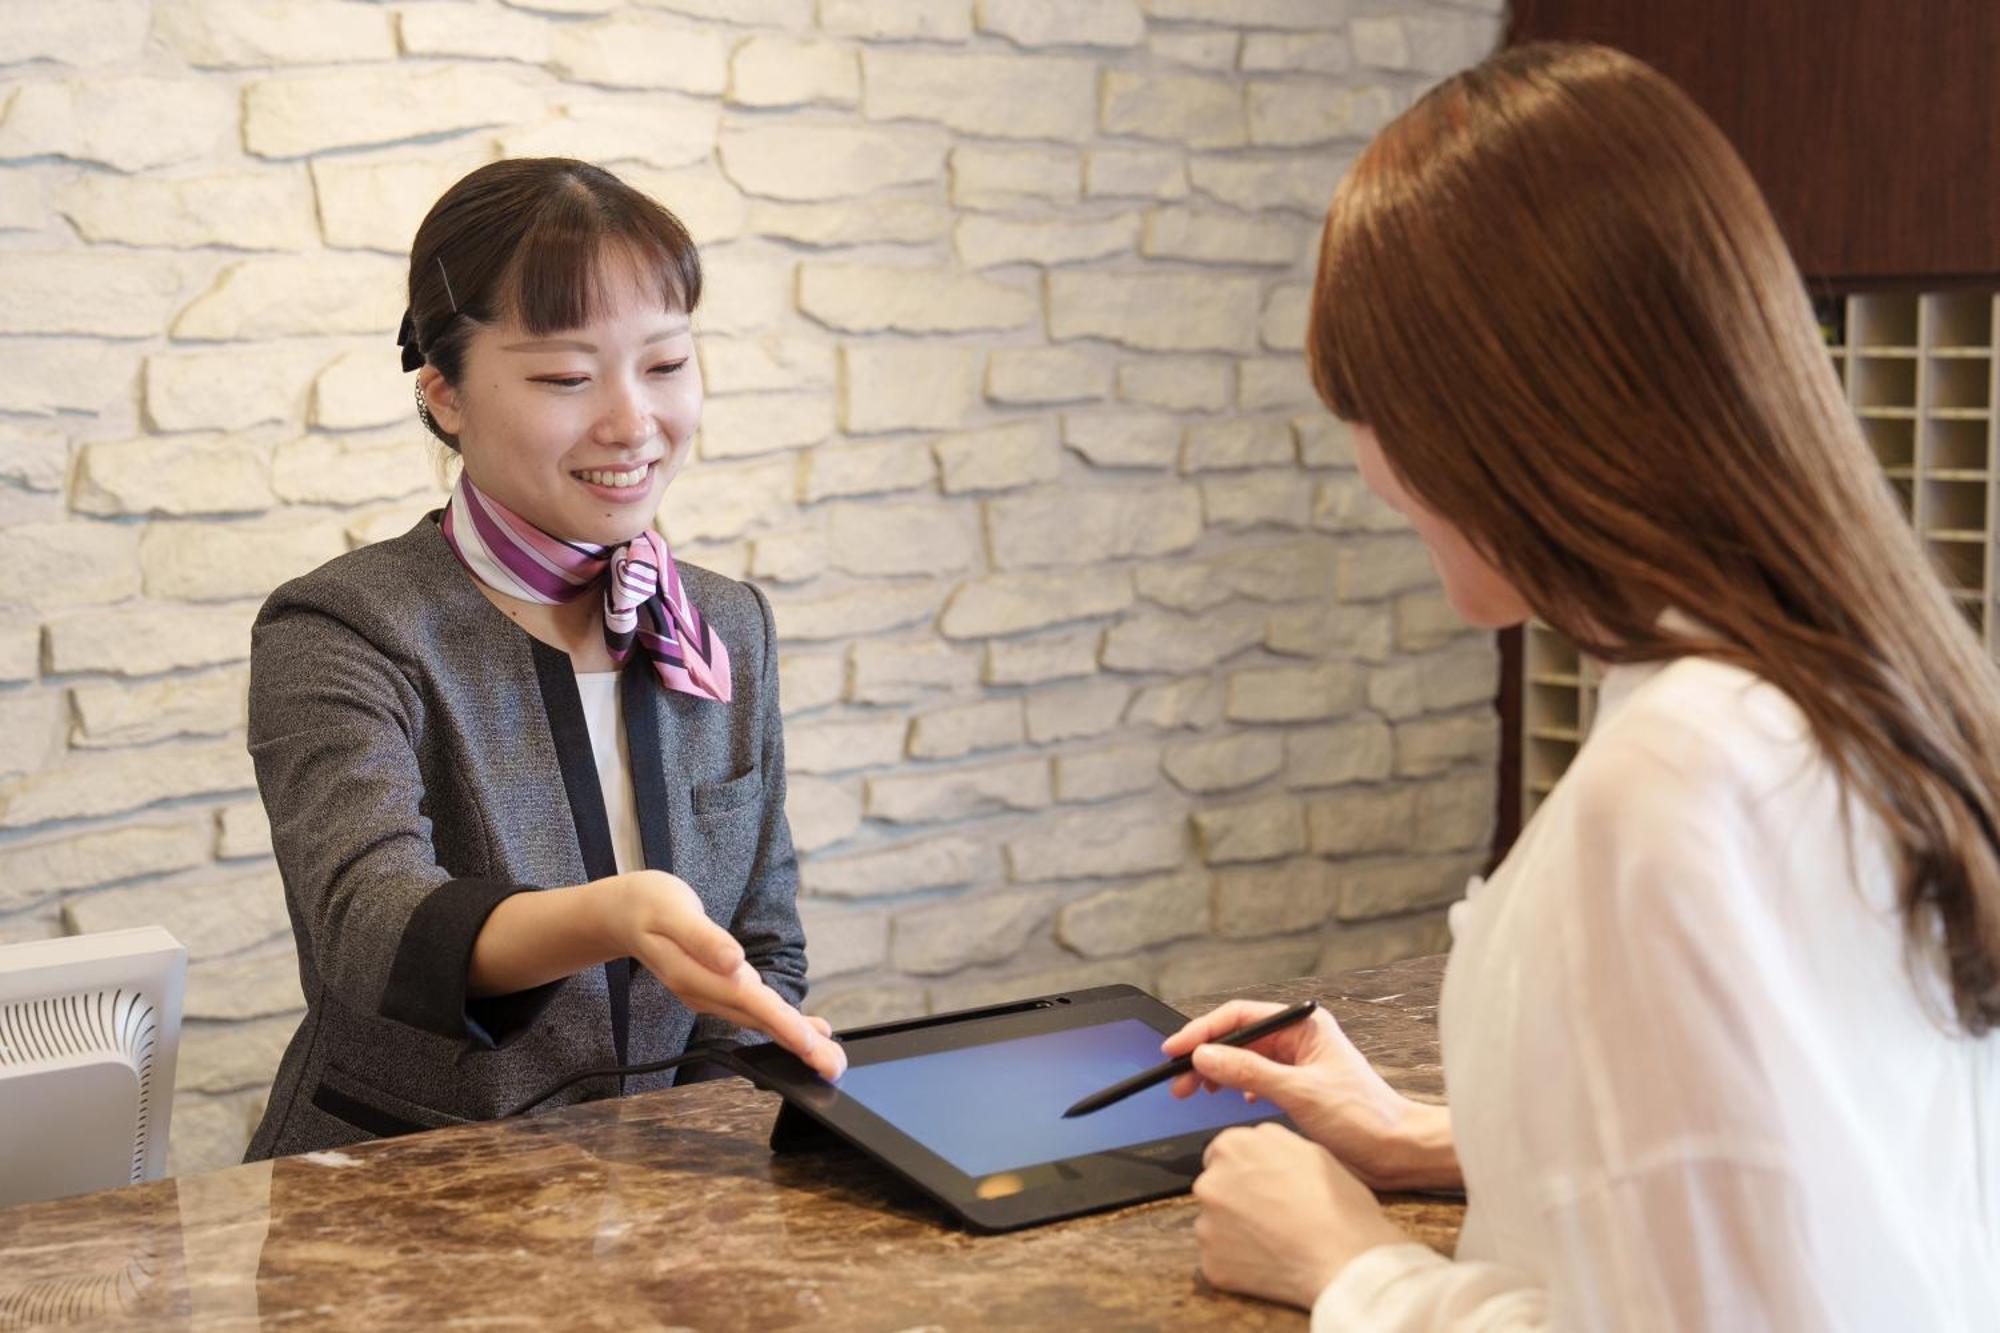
833,1017,1283,1178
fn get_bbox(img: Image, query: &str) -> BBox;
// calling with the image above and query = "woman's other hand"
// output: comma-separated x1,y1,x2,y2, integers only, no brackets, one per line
603,869,846,1082
1192,1122,1409,1308
1162,1000,1456,1191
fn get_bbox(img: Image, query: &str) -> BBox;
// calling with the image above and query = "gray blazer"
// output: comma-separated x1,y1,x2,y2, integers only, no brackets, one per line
243,513,808,1161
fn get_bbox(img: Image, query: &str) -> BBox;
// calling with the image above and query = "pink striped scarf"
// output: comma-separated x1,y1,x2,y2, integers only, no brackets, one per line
440,474,732,704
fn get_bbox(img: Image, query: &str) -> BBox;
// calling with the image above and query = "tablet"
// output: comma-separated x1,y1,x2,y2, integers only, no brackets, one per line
733,984,1289,1232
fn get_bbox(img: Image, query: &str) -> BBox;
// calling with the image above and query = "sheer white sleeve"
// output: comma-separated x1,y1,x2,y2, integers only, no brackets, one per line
1311,710,1954,1330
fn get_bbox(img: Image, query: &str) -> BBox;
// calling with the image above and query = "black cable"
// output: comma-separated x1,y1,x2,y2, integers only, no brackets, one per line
500,1042,751,1119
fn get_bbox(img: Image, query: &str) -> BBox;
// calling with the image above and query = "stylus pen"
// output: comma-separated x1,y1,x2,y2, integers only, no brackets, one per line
1061,999,1320,1118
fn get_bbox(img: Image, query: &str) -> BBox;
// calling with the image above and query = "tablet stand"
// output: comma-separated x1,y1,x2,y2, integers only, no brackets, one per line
769,1100,845,1154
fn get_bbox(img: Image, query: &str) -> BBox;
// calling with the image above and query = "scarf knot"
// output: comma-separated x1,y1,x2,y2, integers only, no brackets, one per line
440,475,732,704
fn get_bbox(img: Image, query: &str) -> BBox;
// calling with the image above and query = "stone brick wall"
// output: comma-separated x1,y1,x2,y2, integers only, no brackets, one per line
0,0,1503,1175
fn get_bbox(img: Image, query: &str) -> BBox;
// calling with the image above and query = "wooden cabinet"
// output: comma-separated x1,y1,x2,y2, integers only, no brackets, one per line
1506,0,2000,284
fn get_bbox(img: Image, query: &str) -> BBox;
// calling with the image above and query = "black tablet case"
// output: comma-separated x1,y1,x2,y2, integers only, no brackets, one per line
742,985,1286,1232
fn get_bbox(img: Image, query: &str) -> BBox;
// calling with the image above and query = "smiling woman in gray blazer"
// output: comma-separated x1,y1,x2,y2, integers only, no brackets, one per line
244,159,845,1161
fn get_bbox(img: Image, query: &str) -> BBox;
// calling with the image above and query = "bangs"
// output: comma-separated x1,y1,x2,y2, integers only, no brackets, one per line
500,177,702,336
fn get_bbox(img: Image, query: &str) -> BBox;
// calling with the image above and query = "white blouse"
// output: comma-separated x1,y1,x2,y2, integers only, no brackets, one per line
574,670,644,877
1316,653,2000,1330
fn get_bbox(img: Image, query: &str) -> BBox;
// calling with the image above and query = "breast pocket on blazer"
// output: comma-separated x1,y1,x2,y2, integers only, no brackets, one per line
691,767,764,818
688,768,765,910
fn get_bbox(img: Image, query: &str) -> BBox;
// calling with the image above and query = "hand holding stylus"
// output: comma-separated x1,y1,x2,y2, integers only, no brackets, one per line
1159,998,1460,1193
1064,1001,1320,1118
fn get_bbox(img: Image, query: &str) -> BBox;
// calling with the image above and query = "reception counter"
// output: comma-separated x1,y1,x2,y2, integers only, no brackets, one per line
0,955,1460,1330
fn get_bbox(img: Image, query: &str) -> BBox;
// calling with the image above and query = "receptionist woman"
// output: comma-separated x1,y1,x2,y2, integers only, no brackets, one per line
1166,44,2000,1329
245,159,843,1160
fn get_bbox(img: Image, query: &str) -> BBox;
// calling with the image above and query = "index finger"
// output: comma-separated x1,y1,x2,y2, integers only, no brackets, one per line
1161,999,1289,1057
724,964,848,1082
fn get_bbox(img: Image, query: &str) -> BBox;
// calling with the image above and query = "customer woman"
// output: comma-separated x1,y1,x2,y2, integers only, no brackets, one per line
1165,43,2000,1328
245,159,843,1160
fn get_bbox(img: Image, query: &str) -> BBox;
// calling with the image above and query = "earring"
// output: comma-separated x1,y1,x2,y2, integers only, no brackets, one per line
415,379,437,432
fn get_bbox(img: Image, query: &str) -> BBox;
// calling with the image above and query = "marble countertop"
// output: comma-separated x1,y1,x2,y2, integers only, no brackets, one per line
0,956,1458,1331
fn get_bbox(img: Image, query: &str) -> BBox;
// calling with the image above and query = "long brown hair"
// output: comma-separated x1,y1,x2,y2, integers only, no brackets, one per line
1310,42,2000,1033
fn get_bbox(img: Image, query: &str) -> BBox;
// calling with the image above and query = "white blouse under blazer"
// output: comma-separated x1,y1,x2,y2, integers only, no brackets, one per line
1317,652,2000,1330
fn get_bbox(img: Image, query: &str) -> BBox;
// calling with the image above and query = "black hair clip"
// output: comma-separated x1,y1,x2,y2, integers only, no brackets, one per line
396,307,423,373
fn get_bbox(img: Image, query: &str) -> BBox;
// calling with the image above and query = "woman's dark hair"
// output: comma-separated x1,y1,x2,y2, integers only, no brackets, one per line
402,157,702,448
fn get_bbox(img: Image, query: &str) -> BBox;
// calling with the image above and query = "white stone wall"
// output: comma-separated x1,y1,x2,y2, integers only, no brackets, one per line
0,0,1504,1175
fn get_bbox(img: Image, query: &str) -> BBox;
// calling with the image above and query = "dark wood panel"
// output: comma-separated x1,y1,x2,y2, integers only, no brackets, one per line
1507,0,2000,285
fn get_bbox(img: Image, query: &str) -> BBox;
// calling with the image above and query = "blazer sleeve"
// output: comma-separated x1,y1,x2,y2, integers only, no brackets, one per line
248,601,558,1049
691,581,809,1049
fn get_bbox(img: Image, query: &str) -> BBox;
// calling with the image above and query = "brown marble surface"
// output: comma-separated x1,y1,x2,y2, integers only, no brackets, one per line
0,956,1458,1331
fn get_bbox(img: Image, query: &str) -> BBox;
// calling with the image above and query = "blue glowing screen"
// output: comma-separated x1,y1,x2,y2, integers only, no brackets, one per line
832,1018,1282,1178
